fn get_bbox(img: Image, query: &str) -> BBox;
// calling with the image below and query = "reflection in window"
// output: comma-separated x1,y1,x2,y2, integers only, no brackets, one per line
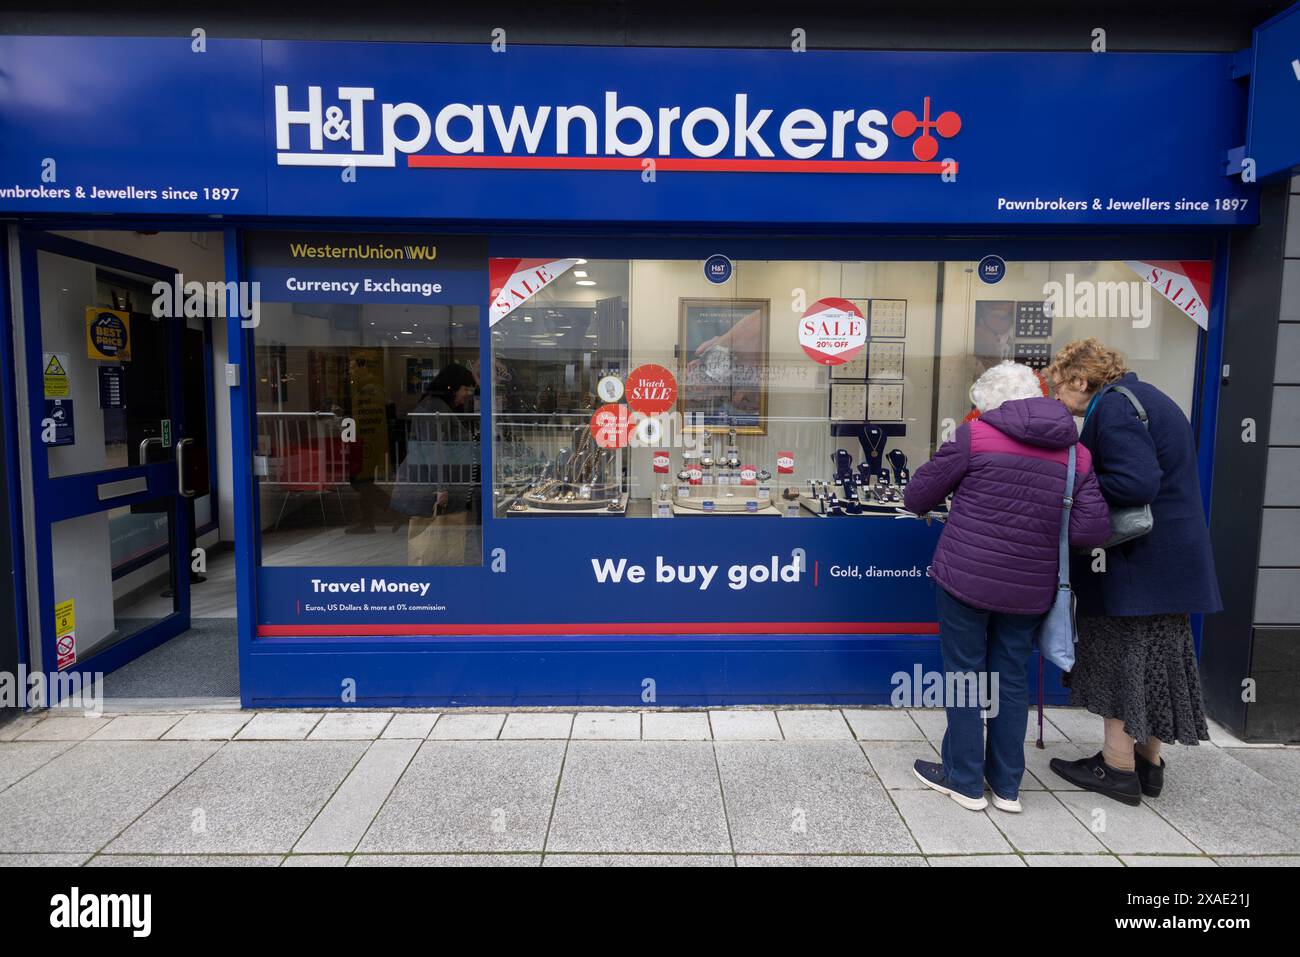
254,302,481,567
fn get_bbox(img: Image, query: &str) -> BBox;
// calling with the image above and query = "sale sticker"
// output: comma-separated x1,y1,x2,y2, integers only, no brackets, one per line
740,464,758,486
777,451,795,473
591,403,632,448
652,449,671,473
798,298,866,366
625,363,677,415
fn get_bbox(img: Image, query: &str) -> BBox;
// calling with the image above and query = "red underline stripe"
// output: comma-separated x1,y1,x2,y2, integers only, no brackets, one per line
257,621,940,637
406,155,953,174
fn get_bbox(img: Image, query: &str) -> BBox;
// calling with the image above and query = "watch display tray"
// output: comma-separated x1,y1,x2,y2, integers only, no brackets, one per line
505,493,628,516
799,497,906,517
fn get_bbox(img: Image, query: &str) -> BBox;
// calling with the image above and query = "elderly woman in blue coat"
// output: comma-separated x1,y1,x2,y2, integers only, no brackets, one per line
1045,338,1221,806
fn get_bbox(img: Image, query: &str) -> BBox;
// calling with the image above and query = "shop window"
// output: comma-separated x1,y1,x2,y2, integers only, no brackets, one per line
252,299,482,567
491,257,1202,518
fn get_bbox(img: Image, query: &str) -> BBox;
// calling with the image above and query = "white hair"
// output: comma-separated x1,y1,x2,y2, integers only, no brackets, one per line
969,361,1043,414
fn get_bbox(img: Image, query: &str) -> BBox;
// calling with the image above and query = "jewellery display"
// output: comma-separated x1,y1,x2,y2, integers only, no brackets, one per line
800,443,909,517
503,423,629,514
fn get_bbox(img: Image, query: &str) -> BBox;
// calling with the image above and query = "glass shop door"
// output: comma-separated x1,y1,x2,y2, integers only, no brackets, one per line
16,230,196,685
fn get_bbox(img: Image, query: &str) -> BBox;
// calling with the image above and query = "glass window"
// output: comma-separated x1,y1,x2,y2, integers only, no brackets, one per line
491,257,1203,519
253,298,482,567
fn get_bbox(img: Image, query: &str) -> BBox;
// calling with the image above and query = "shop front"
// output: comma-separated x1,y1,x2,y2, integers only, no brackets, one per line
0,35,1260,708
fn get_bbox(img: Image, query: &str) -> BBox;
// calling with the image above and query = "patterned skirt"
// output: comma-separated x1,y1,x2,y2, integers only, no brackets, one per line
1067,613,1210,746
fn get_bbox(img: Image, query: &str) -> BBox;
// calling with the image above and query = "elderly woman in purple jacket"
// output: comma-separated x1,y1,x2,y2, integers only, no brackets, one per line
903,362,1111,812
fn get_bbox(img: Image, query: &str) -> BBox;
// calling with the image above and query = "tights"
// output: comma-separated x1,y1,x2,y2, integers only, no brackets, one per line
1101,717,1163,771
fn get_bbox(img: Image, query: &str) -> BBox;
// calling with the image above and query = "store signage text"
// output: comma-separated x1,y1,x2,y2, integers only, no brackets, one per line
275,86,961,173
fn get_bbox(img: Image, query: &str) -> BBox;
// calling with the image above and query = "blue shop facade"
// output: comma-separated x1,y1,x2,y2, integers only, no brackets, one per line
0,28,1293,719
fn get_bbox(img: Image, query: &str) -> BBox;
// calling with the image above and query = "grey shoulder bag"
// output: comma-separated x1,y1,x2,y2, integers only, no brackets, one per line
1101,385,1155,548
1035,446,1078,746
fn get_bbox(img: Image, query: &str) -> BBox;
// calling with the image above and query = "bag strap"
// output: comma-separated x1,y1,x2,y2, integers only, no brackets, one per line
1104,384,1150,430
1057,445,1076,588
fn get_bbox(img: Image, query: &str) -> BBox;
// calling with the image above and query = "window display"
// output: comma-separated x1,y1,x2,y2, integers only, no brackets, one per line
490,256,1203,522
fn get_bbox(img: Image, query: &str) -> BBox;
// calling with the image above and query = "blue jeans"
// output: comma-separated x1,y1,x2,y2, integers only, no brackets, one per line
935,584,1041,800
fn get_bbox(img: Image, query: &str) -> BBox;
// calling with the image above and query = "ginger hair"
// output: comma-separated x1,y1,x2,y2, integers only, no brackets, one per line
1046,338,1129,393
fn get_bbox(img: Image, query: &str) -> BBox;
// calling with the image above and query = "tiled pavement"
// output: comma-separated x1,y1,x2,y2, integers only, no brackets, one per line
1,707,1298,867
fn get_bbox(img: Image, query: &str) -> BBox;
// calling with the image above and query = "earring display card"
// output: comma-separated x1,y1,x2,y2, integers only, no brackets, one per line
830,349,869,380
1014,341,1052,370
867,383,905,421
868,339,905,380
1014,300,1054,338
830,382,868,421
869,299,907,338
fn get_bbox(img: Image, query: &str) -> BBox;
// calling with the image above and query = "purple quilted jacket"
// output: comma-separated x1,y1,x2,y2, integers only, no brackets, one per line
903,397,1111,615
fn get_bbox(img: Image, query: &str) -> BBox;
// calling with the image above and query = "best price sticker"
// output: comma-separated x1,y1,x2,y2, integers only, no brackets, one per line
798,298,866,365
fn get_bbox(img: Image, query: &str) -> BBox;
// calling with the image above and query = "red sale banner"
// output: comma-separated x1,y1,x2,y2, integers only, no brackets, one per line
799,297,866,365
652,450,670,473
625,363,677,415
590,403,632,448
777,451,795,473
489,257,579,325
740,464,758,486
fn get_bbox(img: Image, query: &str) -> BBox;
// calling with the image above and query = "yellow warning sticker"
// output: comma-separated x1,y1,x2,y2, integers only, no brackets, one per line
54,597,75,637
43,352,71,398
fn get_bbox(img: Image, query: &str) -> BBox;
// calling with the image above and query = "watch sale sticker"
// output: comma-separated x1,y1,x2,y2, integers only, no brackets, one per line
625,363,677,415
799,298,866,365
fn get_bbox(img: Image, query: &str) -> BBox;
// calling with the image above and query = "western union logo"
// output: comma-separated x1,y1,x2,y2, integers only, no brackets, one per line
287,242,437,261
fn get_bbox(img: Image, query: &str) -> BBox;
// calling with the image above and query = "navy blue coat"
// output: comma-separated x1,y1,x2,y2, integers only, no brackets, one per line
1072,373,1222,617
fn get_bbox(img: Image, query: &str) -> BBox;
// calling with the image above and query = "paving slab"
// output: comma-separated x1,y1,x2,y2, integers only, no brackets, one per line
308,713,393,740
427,713,506,740
358,740,565,853
235,712,323,740
1055,790,1201,855
89,714,184,741
106,741,366,854
163,712,252,740
1224,748,1300,798
641,712,711,740
380,713,439,739
349,854,541,866
716,741,916,854
983,791,1107,854
890,791,1012,855
862,740,940,790
295,739,419,854
281,854,349,867
710,710,782,740
87,854,282,866
571,712,640,740
1120,855,1217,866
548,741,729,854
737,854,926,867
1147,744,1300,854
776,710,853,740
0,740,220,853
842,708,925,741
0,853,90,866
907,709,947,743
0,741,77,792
1022,741,1088,791
544,854,734,866
927,855,1024,866
16,716,112,741
1043,707,1105,745
500,713,574,739
0,716,44,742
1024,854,1122,866
1213,856,1300,866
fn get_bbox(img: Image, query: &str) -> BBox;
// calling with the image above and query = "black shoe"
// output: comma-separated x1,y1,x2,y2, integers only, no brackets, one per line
1049,752,1142,806
1135,751,1165,798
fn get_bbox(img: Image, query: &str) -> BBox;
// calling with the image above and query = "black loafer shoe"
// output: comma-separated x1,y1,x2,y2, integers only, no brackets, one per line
1049,752,1142,806
1135,751,1165,798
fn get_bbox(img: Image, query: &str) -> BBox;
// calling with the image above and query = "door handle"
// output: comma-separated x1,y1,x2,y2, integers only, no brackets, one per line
139,435,163,465
176,437,196,498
